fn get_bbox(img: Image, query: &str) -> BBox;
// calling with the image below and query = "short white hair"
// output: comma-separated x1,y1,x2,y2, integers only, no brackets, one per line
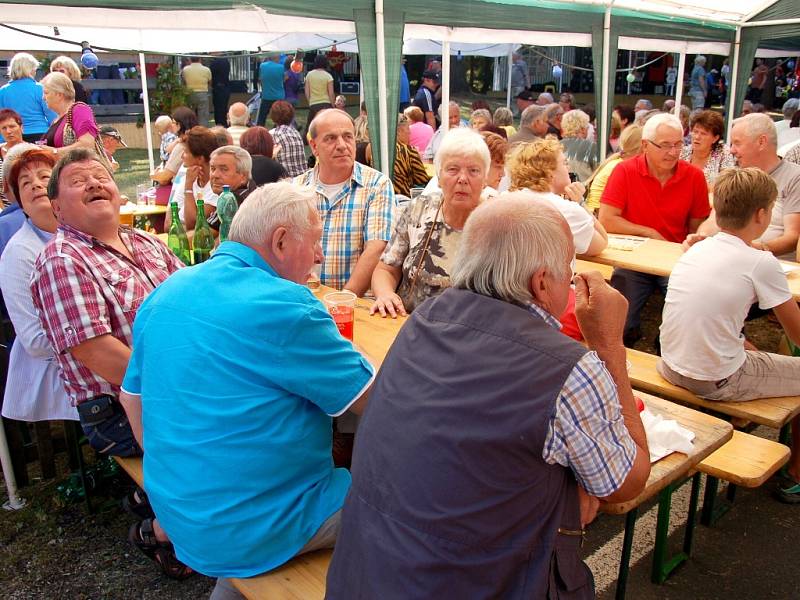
438,101,460,121
227,102,249,126
228,181,316,246
560,109,590,138
9,53,39,80
433,127,491,179
642,113,683,141
41,72,76,102
211,145,252,179
154,115,172,132
451,190,571,306
694,55,707,65
732,113,778,149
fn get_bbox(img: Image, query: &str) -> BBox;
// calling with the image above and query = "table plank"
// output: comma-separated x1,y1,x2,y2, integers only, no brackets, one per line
579,235,800,301
601,392,732,515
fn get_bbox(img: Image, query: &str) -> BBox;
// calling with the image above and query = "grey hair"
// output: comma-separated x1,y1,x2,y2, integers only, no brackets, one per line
308,108,353,140
433,127,491,179
9,53,38,80
635,99,653,111
544,103,563,123
228,181,316,246
520,104,547,128
732,113,778,148
438,101,460,121
50,56,82,80
41,72,76,102
451,190,571,305
1,142,39,203
782,98,799,120
227,102,249,126
694,55,707,65
469,109,492,125
211,145,252,179
642,112,683,141
48,148,113,200
561,109,590,138
493,106,513,127
537,92,554,104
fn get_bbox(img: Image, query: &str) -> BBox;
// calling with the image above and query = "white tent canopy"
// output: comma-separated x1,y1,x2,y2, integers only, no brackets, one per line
562,0,781,26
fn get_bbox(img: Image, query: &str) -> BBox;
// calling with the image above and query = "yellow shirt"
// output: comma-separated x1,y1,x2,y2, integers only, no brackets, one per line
306,69,334,106
586,157,622,212
182,63,212,92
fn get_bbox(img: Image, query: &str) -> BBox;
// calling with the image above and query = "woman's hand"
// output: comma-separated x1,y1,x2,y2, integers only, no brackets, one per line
185,165,202,188
369,293,407,318
562,181,586,203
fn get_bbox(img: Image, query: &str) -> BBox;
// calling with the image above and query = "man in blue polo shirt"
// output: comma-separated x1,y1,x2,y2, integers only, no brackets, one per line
119,181,374,597
257,53,286,126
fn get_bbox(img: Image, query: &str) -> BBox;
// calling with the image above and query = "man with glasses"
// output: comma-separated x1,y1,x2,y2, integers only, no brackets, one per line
599,113,709,346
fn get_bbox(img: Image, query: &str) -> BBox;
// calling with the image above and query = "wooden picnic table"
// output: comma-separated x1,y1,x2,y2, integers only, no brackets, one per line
579,234,800,301
602,391,733,516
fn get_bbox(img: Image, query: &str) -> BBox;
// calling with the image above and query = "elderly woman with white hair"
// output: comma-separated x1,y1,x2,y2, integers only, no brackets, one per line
689,55,708,111
50,55,88,104
559,109,597,182
0,53,57,142
370,127,489,317
39,72,108,167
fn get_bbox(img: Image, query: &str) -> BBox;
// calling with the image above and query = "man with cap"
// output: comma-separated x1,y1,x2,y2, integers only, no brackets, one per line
516,89,535,117
99,126,127,173
413,70,440,130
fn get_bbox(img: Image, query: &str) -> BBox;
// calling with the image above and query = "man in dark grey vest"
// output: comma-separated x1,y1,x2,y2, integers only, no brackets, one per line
326,193,650,599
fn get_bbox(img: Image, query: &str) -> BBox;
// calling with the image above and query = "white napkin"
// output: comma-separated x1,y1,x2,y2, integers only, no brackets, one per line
640,408,695,463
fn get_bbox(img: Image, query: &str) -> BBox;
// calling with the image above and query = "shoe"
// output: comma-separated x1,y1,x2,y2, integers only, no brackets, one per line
122,487,155,520
773,482,800,504
129,518,194,580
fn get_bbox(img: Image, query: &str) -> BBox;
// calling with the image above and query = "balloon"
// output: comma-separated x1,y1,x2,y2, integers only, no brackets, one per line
290,60,303,73
626,72,636,83
81,49,99,70
788,61,796,70
552,64,562,79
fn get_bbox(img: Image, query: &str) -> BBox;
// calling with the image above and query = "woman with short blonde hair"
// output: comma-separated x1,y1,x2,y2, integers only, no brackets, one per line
50,56,88,103
0,52,56,142
559,109,597,183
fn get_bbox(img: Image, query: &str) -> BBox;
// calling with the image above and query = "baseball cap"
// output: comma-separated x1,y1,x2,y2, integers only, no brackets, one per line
99,126,128,147
516,89,534,101
422,70,440,82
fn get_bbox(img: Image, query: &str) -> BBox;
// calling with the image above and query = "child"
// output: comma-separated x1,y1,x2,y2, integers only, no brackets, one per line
154,115,178,166
658,167,800,503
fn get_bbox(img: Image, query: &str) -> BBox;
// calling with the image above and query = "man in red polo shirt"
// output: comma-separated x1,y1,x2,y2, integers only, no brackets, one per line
600,112,709,345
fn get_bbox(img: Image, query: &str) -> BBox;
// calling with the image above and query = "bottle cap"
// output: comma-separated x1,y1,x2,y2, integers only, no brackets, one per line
223,185,231,192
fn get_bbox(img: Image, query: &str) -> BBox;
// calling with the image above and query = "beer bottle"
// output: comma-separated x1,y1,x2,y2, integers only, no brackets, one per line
216,185,239,243
167,200,192,266
192,191,215,264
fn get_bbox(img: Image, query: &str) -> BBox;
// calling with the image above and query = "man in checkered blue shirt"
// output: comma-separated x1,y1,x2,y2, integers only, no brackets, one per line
295,108,396,295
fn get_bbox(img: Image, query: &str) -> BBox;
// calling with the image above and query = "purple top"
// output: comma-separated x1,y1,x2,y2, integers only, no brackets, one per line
54,103,99,148
284,70,302,103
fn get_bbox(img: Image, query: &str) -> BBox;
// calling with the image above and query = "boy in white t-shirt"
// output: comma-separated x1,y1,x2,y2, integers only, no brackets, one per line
658,167,800,503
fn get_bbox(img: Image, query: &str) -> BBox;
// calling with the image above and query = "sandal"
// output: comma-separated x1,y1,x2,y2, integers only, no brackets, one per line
122,487,155,520
129,518,194,580
773,482,800,505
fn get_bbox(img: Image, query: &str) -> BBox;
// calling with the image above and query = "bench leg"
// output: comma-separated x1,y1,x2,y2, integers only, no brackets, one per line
700,475,733,526
615,508,639,600
67,421,94,514
651,474,698,584
779,423,791,447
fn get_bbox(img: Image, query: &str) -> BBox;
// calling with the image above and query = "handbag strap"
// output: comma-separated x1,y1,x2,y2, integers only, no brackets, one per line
407,201,441,298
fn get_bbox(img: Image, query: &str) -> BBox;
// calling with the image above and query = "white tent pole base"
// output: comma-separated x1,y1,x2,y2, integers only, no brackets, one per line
0,420,25,510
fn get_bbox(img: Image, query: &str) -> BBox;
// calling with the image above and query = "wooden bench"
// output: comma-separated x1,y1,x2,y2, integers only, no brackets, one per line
231,550,331,600
113,455,143,485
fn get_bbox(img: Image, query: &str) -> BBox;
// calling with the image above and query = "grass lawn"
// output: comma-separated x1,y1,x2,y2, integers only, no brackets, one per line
114,149,152,202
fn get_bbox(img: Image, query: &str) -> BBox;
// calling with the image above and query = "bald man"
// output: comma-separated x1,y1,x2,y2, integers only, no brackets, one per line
227,102,250,146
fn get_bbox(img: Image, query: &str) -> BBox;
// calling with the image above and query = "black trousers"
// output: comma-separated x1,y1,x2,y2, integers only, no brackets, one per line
212,85,231,126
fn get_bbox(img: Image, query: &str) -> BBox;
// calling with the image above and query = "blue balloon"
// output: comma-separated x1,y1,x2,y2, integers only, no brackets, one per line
788,61,796,70
81,50,99,70
552,64,563,79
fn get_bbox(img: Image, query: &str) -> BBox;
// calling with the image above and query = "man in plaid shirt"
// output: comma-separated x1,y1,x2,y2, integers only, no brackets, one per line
30,148,183,455
295,108,396,295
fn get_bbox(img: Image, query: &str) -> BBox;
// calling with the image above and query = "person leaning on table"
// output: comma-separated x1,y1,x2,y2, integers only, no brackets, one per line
119,182,375,599
369,127,487,318
326,194,650,599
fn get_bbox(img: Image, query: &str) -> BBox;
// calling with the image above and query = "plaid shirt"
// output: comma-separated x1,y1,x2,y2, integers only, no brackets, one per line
295,162,396,290
271,124,308,178
30,224,183,405
528,303,637,497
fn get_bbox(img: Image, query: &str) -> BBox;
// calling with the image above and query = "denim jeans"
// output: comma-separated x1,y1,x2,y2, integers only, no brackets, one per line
79,399,142,457
610,268,669,336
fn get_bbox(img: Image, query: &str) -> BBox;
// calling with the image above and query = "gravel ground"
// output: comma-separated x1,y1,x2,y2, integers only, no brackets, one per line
0,289,787,599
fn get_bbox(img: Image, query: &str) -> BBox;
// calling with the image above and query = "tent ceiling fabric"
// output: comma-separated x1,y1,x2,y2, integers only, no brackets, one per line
617,36,731,55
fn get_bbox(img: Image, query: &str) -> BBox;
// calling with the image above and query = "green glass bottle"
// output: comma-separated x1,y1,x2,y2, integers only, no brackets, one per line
216,184,239,243
192,191,215,265
166,200,192,266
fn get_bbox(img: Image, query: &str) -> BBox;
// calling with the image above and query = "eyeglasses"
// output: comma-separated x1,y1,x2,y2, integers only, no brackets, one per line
647,139,682,152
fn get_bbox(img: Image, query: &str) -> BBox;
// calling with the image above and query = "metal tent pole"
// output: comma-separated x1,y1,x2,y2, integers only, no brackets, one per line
138,52,155,175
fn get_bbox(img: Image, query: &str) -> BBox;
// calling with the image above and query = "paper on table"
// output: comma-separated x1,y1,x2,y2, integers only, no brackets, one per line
607,234,648,252
640,408,695,463
780,261,800,274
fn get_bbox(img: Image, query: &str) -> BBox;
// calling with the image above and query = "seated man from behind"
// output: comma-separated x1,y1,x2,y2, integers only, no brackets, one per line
119,181,375,597
226,101,250,146
599,112,710,345
659,167,800,503
326,193,650,599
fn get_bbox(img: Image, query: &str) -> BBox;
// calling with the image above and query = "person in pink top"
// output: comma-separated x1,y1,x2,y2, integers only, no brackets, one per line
404,105,434,156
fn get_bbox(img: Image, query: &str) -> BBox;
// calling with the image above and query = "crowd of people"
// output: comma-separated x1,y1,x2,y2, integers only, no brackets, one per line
2,47,800,598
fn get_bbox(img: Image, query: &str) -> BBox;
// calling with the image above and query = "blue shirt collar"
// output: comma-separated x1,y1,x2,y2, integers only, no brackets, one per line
527,302,563,330
213,240,279,277
0,203,21,218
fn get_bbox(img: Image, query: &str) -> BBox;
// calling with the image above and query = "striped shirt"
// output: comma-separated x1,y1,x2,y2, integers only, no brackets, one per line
271,124,308,178
392,142,430,197
30,224,183,405
529,303,637,497
295,162,396,290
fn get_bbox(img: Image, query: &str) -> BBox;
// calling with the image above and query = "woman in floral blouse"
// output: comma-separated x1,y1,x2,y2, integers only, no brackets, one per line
680,109,736,189
369,128,488,317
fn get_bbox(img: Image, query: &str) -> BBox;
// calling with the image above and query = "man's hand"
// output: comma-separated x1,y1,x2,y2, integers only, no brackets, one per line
578,486,600,528
562,181,586,204
574,271,628,352
682,232,706,251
